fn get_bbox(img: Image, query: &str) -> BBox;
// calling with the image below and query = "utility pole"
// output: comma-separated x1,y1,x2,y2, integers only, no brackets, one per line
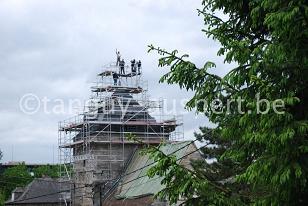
11,145,14,162
52,144,55,164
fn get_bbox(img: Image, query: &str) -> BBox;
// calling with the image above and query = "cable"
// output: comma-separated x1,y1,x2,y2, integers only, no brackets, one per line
112,139,198,178
93,139,197,187
102,141,205,201
119,142,206,189
118,139,191,197
91,140,198,198
7,140,203,204
4,140,197,191
8,187,71,203
0,175,64,184
2,142,197,184
0,174,83,186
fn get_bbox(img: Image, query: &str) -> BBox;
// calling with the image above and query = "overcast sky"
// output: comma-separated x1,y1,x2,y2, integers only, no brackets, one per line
0,0,229,163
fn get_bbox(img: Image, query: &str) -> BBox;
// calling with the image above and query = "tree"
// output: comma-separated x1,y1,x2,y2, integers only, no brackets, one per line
33,164,60,178
0,164,60,205
0,163,33,201
147,0,308,205
0,191,5,206
143,127,248,206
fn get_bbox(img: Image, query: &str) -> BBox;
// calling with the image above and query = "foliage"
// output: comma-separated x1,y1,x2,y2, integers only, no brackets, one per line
145,128,247,205
0,191,5,206
0,163,33,201
147,0,308,205
33,164,60,178
0,164,60,204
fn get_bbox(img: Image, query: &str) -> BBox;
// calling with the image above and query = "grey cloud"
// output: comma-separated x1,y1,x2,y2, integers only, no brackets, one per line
0,0,228,163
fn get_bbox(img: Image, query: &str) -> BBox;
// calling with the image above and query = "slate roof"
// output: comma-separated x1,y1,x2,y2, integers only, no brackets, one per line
5,178,70,205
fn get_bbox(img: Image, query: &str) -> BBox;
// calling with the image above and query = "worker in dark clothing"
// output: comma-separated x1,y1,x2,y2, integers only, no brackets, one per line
112,72,119,85
131,59,136,73
119,59,125,74
137,60,142,73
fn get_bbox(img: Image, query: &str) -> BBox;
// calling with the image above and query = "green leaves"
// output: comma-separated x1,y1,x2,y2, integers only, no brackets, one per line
0,163,60,204
33,165,60,178
0,163,33,202
147,0,308,205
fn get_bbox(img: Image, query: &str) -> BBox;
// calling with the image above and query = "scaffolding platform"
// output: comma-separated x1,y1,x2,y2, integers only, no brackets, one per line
59,119,180,132
98,70,141,77
58,60,183,206
91,85,143,93
59,138,165,148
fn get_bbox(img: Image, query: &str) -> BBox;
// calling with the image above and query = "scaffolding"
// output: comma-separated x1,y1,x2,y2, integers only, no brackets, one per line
58,61,183,206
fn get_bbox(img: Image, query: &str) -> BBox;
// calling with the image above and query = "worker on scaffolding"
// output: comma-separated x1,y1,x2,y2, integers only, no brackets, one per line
112,72,119,85
116,49,121,66
131,59,136,74
119,59,125,74
137,60,142,74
